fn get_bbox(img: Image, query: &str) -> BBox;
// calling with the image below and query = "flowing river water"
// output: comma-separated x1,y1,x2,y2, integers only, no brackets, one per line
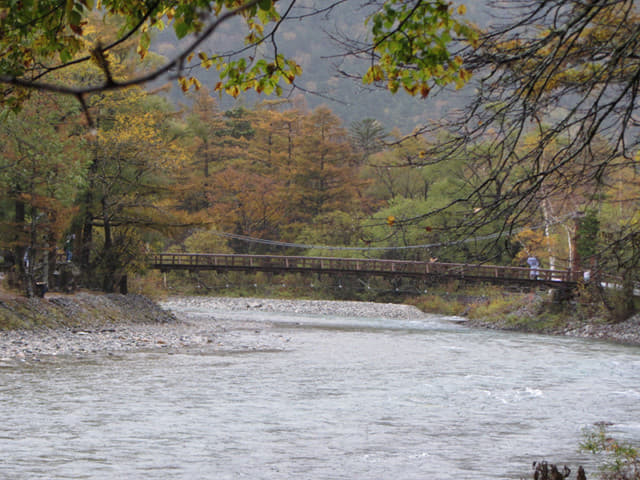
2,299,640,479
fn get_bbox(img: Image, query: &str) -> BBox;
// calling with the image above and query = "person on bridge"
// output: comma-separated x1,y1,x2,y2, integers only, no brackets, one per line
527,255,540,279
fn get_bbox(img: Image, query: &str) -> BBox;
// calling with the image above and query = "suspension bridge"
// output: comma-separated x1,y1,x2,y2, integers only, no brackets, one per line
149,253,585,289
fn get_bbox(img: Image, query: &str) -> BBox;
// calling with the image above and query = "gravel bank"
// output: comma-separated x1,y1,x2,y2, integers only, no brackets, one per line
0,295,428,363
561,316,640,344
160,296,428,319
468,314,640,346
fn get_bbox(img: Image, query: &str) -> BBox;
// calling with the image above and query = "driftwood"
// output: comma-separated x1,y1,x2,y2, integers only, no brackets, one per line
531,462,586,480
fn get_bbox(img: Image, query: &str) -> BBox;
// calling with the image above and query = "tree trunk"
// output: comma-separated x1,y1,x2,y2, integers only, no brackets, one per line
80,207,94,270
541,198,556,271
25,208,38,298
102,201,115,292
564,224,575,272
80,129,99,271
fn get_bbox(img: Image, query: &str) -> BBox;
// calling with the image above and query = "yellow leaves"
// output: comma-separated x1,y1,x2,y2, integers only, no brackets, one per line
198,51,217,70
245,31,258,45
226,85,240,98
178,76,201,92
403,83,418,95
363,65,385,84
251,20,264,36
456,68,472,89
495,38,523,53
513,228,554,263
457,4,467,15
136,44,146,60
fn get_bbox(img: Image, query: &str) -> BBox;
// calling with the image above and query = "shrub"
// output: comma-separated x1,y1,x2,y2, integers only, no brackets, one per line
581,424,640,480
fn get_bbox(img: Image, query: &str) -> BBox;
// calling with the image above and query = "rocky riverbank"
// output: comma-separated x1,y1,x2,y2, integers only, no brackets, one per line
467,314,640,346
1,293,639,364
0,294,429,363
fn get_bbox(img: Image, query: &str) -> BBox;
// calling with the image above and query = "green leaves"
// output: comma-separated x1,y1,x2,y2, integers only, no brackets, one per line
0,0,475,108
174,19,190,39
210,54,302,98
364,1,477,96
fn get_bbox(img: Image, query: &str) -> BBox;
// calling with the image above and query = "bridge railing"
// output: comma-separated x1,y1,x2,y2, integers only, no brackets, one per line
149,253,581,284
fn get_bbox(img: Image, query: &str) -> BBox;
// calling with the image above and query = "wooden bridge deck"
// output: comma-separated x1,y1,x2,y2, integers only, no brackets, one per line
149,253,582,289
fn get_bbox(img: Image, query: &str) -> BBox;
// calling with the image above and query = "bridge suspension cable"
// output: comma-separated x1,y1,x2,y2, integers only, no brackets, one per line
211,230,508,252
209,213,579,252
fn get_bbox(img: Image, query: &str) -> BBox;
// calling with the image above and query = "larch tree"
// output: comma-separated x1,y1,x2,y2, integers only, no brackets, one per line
207,167,289,252
179,88,232,213
292,106,361,220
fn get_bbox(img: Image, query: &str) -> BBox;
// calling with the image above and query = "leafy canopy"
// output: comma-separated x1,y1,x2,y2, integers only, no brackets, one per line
0,0,476,108
365,1,475,97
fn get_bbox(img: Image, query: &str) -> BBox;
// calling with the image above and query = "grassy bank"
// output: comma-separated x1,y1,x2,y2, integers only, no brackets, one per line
405,284,610,333
0,292,175,331
404,284,640,346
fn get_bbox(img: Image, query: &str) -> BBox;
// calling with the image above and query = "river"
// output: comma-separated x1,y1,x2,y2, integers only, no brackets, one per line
2,299,640,479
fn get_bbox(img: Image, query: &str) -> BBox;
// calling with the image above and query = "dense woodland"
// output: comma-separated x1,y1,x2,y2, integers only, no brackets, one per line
0,78,625,303
2,1,640,320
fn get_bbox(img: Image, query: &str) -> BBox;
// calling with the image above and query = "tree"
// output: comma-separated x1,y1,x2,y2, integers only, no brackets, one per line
349,118,387,165
75,87,187,291
295,211,364,258
0,0,480,295
359,1,640,301
0,1,476,118
179,89,252,213
360,135,431,203
576,210,600,269
291,106,361,219
207,167,289,252
0,93,87,296
248,99,302,169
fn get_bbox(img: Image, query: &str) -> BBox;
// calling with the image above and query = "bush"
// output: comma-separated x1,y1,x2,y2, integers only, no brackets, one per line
581,424,640,480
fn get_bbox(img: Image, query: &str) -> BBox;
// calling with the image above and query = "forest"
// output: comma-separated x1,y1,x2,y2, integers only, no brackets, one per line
2,1,640,319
